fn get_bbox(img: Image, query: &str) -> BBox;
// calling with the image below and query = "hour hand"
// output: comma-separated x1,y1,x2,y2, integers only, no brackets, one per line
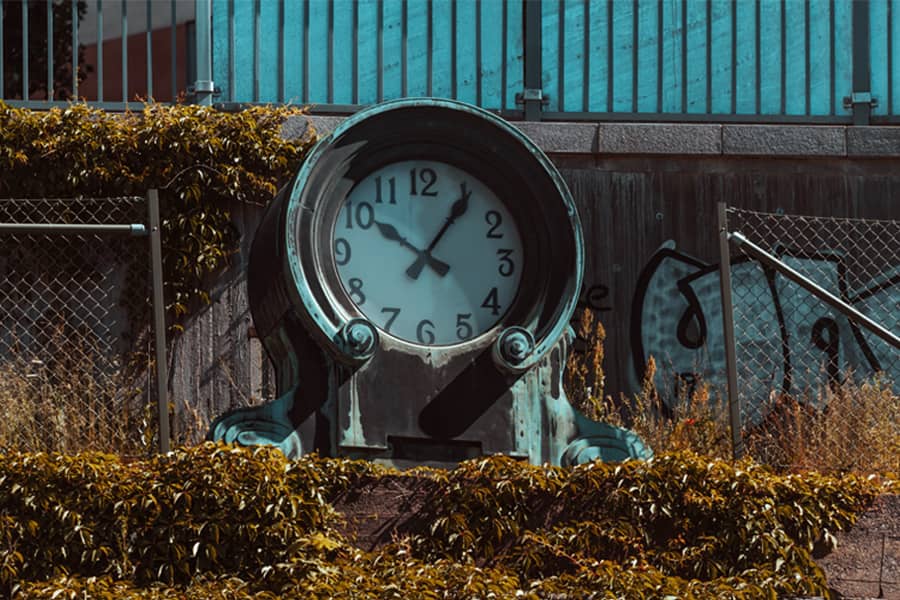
373,221,450,277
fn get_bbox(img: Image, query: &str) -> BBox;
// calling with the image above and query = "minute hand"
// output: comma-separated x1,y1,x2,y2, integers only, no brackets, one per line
406,183,471,280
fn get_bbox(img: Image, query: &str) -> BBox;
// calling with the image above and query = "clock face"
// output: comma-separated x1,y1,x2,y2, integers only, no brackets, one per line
331,159,524,346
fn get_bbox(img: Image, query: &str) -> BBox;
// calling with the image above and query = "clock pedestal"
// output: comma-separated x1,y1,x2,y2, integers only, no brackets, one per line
207,98,651,467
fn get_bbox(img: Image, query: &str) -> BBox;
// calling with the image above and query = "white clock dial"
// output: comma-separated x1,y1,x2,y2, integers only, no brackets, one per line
332,160,524,346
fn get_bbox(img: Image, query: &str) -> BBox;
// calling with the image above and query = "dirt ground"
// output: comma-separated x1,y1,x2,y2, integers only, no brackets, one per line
332,478,898,599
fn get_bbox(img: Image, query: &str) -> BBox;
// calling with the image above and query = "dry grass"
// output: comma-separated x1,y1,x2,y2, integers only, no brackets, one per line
0,350,155,457
565,308,900,475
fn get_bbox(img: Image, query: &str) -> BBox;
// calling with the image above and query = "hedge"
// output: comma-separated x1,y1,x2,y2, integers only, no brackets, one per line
0,101,314,325
1,445,894,599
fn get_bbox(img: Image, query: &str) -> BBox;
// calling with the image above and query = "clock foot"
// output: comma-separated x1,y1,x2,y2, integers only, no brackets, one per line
560,412,653,466
207,390,304,458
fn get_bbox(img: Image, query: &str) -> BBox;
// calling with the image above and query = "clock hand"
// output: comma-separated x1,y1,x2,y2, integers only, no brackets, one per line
405,182,471,280
373,220,450,277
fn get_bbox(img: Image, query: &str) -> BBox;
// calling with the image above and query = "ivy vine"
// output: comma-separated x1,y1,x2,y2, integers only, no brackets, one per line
0,101,314,327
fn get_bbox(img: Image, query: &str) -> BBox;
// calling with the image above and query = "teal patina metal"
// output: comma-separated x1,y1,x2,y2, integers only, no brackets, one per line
209,98,650,467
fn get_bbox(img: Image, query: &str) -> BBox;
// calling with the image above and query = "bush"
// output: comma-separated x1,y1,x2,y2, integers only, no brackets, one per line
0,101,314,325
2,447,894,598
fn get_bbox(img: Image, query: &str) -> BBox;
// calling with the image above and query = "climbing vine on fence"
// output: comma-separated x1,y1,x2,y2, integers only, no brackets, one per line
0,101,314,327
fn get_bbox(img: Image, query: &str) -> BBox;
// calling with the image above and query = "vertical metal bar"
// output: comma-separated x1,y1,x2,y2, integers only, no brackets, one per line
353,0,359,104
426,0,432,98
303,0,310,102
755,0,760,113
377,0,384,101
278,0,284,102
98,0,104,101
583,0,589,112
717,202,743,460
606,0,613,112
122,0,128,102
450,0,456,99
805,0,810,115
253,0,260,102
401,0,408,98
830,0,835,115
148,189,170,454
193,0,213,105
681,0,687,112
706,0,712,112
852,0,871,124
170,0,176,102
228,0,235,102
23,0,30,99
888,0,893,115
146,0,153,99
731,0,736,114
523,0,543,119
328,0,334,102
780,0,785,114
502,0,508,109
475,0,481,106
0,1,4,100
657,0,663,112
72,0,78,98
47,0,54,99
632,0,638,113
558,1,564,110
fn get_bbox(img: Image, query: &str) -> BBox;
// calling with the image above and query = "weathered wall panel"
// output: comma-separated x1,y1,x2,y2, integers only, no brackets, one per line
176,148,898,437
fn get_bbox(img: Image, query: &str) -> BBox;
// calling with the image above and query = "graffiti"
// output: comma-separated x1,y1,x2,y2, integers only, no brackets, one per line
630,242,899,423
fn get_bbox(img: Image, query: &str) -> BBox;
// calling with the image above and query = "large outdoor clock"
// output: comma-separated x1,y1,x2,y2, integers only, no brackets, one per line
210,98,650,467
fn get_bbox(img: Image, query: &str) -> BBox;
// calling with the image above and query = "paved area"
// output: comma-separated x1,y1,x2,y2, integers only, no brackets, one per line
817,495,899,599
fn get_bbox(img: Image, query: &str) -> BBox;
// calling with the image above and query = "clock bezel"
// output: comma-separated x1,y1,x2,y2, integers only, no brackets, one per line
283,98,582,369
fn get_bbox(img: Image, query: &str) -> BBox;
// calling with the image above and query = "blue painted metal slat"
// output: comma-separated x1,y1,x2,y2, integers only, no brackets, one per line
207,0,864,121
871,0,890,116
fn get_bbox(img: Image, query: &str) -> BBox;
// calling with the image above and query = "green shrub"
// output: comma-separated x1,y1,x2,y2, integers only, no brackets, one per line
2,447,894,598
0,102,313,325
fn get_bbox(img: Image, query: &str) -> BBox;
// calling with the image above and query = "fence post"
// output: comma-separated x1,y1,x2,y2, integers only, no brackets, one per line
148,190,171,453
847,0,873,124
717,203,743,460
192,0,215,105
520,0,544,121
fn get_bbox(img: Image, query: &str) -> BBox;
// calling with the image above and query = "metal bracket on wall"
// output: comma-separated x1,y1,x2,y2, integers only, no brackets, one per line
516,89,549,122
843,92,878,122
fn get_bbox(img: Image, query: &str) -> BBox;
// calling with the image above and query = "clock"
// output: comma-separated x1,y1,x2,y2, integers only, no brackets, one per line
210,98,651,467
333,159,524,346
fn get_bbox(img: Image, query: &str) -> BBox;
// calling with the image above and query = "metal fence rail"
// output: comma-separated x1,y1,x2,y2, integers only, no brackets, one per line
0,194,168,454
1,0,196,108
6,0,900,124
719,204,899,470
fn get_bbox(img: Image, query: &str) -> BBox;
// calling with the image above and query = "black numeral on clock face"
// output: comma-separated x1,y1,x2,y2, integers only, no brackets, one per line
335,238,351,266
416,319,436,344
485,210,503,238
381,307,400,332
497,248,514,276
456,313,473,340
409,168,438,197
347,278,366,305
481,287,501,316
344,201,374,229
375,176,396,204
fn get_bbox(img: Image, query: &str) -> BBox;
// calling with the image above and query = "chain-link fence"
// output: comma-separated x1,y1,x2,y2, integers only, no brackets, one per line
720,205,900,471
0,195,167,455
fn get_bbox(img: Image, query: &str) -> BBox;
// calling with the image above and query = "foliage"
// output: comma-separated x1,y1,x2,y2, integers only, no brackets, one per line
0,101,313,326
3,446,893,598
